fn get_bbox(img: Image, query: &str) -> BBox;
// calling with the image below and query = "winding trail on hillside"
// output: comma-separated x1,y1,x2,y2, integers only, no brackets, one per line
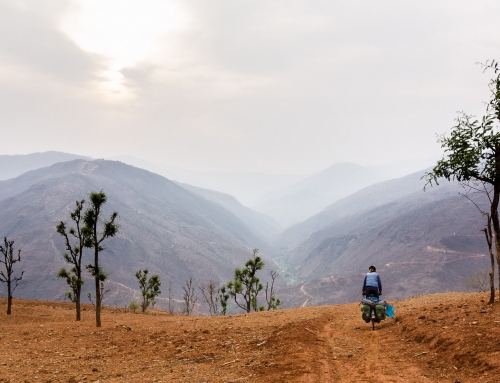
300,283,314,307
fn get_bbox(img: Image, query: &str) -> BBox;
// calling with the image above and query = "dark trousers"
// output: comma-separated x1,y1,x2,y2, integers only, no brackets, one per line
364,286,380,298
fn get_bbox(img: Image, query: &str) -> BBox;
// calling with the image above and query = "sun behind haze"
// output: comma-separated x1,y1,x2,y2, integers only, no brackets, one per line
60,0,190,100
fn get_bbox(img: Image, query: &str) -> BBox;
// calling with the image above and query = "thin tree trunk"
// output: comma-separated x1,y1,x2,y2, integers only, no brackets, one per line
7,282,12,315
246,291,251,313
491,183,500,303
483,223,495,304
95,244,101,327
76,233,83,321
76,287,81,321
489,261,495,304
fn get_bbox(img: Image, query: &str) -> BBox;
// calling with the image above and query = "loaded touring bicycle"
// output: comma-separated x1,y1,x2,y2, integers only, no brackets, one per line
360,296,395,330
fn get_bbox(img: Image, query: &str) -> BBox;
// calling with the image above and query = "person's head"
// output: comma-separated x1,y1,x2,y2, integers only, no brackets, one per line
368,266,376,272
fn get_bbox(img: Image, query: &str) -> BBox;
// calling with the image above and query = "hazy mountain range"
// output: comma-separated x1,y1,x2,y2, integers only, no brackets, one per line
276,168,448,250
252,163,386,228
177,182,282,241
107,155,307,206
0,159,281,306
0,152,490,310
277,172,489,306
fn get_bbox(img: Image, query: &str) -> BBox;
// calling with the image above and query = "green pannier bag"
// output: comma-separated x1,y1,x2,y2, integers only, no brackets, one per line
361,304,371,322
375,304,386,321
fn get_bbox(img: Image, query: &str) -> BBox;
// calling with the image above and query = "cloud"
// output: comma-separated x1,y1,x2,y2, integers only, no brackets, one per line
1,0,500,173
0,1,105,84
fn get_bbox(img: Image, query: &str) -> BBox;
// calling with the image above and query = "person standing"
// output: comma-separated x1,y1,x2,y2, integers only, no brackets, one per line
362,265,382,298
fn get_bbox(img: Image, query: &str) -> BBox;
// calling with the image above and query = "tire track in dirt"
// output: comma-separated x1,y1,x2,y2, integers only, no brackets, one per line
2,294,497,382
298,303,428,382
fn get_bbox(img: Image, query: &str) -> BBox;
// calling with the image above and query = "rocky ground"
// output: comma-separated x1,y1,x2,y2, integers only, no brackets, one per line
0,292,499,382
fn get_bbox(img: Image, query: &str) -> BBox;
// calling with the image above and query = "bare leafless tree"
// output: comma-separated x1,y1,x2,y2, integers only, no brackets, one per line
0,237,24,315
465,269,491,293
182,277,197,315
265,270,282,310
199,279,221,315
168,280,175,314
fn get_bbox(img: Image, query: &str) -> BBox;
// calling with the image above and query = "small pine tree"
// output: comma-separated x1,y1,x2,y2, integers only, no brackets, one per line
227,249,264,313
128,300,140,313
219,286,229,316
82,190,118,327
135,269,162,313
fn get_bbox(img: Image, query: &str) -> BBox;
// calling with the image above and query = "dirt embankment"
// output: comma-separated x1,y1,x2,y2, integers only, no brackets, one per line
0,292,499,382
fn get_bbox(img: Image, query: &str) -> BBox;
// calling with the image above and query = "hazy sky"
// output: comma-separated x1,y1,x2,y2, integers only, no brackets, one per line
1,0,499,174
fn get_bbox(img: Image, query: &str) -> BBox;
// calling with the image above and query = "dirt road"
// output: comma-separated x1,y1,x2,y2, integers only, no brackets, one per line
0,292,498,382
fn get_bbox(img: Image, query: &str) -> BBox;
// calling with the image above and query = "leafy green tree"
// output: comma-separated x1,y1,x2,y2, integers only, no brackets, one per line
135,269,162,313
128,300,140,313
56,199,88,321
424,60,500,303
227,248,264,313
82,191,119,327
0,237,24,315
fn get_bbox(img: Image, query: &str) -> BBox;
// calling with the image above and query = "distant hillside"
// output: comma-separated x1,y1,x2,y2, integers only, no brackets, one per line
275,168,446,250
108,155,307,206
0,160,279,304
252,163,385,228
289,192,486,276
178,182,282,242
278,186,489,306
0,151,90,180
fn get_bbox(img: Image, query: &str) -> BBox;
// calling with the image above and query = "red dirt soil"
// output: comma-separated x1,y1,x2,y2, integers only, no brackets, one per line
1,292,499,382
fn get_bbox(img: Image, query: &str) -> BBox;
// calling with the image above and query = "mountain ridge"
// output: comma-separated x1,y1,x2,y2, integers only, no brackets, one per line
0,151,90,181
0,159,280,305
